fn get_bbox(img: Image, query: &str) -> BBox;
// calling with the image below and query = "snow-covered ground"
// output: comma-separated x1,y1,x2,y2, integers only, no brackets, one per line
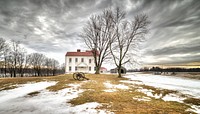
124,73,200,98
123,73,200,113
0,81,113,114
0,81,57,103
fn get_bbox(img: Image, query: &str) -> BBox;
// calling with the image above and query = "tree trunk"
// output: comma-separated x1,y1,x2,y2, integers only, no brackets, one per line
20,69,24,77
95,66,100,74
118,65,122,78
4,60,7,77
53,69,55,76
4,67,6,77
13,69,16,77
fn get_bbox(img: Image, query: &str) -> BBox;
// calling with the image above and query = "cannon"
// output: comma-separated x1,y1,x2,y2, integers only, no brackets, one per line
73,72,89,81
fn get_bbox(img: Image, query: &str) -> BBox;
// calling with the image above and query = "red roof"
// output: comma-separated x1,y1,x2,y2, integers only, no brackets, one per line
100,67,107,70
65,49,99,56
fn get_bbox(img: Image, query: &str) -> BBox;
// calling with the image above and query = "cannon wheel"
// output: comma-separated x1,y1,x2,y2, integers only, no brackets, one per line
73,72,78,80
79,72,85,77
76,72,85,81
73,72,88,81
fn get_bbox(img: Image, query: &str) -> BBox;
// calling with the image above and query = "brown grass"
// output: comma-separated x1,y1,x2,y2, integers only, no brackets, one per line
0,74,196,114
140,84,178,97
69,74,192,114
0,77,43,91
184,98,200,105
0,74,79,91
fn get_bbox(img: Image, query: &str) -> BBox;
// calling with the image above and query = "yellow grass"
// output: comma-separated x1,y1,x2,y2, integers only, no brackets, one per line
0,74,195,114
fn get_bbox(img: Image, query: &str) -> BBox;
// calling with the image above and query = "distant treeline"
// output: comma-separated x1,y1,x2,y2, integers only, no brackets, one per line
128,67,200,72
0,68,64,77
0,38,65,78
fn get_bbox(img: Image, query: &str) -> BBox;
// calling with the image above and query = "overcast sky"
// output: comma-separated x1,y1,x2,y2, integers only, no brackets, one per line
0,0,200,68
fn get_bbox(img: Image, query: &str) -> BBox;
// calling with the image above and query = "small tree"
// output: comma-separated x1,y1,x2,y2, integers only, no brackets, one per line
110,8,150,78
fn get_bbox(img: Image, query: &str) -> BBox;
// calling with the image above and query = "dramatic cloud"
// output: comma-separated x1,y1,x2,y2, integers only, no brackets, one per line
0,0,199,67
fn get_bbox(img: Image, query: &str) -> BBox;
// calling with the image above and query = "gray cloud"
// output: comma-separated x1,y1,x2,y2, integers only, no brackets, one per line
146,39,200,56
0,0,199,66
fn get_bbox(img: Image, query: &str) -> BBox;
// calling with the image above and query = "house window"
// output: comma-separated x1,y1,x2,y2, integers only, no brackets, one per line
69,58,72,63
94,67,96,71
69,66,71,71
75,66,77,71
89,59,91,63
81,58,84,62
75,58,78,62
89,66,91,71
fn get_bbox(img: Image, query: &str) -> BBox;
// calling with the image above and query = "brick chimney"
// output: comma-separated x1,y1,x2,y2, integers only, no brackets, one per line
77,49,81,52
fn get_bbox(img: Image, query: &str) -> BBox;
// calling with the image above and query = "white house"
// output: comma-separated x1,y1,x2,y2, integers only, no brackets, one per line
65,49,97,73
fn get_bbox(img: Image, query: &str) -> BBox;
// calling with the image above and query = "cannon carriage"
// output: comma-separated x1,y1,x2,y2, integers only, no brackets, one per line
73,72,89,81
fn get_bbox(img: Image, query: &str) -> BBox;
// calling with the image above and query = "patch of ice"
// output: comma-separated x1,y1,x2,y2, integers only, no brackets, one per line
104,81,129,90
162,93,185,103
0,81,57,103
132,96,151,101
103,89,117,93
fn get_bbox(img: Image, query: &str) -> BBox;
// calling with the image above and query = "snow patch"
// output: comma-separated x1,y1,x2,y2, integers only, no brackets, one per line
124,73,200,113
104,81,129,89
132,96,151,101
120,80,143,85
0,81,57,103
137,88,162,99
69,102,114,114
124,73,200,98
187,105,200,114
0,82,114,114
162,93,185,103
103,89,117,93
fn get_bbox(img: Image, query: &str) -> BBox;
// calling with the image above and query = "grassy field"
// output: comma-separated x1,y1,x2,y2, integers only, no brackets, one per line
0,74,195,114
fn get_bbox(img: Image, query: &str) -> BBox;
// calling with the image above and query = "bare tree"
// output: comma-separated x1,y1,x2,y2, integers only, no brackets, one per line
44,58,52,76
60,63,65,73
0,38,8,77
50,59,59,76
0,38,7,54
80,9,118,74
0,38,63,77
17,48,27,77
29,53,45,76
7,40,22,77
110,9,150,78
3,45,10,77
23,54,32,76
